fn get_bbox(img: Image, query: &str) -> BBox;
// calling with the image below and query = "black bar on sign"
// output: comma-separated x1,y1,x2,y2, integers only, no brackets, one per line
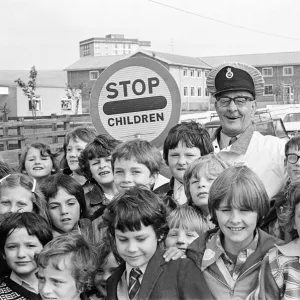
103,96,167,115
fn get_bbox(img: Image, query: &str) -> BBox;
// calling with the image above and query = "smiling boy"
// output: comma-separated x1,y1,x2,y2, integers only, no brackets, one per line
103,187,213,300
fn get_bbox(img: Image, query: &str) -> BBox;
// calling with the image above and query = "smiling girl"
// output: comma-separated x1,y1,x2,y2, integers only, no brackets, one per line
18,142,60,184
0,212,53,300
186,165,282,300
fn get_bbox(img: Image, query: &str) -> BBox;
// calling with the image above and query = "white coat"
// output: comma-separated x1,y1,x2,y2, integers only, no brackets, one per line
213,127,287,199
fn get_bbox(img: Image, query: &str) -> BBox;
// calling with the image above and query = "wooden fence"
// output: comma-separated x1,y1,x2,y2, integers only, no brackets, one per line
0,114,93,169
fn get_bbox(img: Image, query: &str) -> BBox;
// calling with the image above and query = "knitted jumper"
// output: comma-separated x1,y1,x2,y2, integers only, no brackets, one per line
0,277,41,300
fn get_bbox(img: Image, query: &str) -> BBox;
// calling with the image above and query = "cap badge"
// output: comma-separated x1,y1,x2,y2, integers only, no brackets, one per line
226,68,234,79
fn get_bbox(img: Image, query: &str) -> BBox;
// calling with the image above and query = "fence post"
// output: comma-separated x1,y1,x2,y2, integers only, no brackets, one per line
64,115,70,131
51,113,58,144
2,112,9,151
17,117,25,161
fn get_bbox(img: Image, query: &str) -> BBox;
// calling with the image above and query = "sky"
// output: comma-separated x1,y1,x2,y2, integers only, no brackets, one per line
2,0,300,70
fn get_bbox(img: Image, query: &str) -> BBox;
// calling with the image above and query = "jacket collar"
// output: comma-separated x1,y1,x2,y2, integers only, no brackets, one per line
187,228,283,275
107,247,166,300
213,123,254,155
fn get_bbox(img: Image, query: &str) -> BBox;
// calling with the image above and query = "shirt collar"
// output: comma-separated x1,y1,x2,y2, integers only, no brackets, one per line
201,229,259,271
10,271,38,294
173,179,187,205
276,238,300,259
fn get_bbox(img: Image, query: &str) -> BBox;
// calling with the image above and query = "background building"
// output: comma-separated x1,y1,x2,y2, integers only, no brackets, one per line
65,50,212,112
79,34,151,57
200,51,300,108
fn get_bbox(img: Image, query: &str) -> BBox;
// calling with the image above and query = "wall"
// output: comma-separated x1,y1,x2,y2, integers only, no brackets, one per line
16,86,78,117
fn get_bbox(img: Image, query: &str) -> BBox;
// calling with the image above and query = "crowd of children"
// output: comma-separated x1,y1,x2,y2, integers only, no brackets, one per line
0,122,299,300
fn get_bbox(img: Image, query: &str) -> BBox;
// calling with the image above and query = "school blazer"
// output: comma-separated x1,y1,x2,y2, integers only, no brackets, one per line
107,247,213,300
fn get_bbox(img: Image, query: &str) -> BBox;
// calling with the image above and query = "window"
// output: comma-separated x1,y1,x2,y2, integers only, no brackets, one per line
205,88,209,97
190,69,195,77
197,70,202,77
61,97,72,111
262,67,273,77
183,86,188,97
115,43,118,48
204,70,210,77
89,71,99,80
197,87,202,96
283,66,293,76
29,95,42,111
191,87,195,97
264,84,273,95
183,69,188,77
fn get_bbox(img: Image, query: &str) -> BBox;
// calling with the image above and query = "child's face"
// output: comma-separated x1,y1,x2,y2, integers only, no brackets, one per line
48,188,80,233
66,138,87,172
89,156,114,186
216,205,258,254
25,147,54,180
114,158,156,193
285,146,300,183
94,252,119,297
294,202,300,237
4,227,43,278
189,169,215,211
0,186,33,214
38,257,81,300
168,141,201,183
165,227,199,252
115,224,158,269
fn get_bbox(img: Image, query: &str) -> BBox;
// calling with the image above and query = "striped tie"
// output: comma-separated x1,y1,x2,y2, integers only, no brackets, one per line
128,268,142,300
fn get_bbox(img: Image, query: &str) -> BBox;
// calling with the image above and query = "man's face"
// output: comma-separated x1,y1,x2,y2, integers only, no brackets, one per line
215,90,256,137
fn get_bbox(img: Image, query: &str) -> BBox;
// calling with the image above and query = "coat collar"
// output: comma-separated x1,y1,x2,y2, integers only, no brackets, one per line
213,123,254,155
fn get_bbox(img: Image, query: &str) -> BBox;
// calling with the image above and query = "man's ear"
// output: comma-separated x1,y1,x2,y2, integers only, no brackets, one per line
251,100,257,117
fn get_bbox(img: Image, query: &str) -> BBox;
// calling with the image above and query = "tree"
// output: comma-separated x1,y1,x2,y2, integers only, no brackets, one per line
15,66,38,119
65,82,91,114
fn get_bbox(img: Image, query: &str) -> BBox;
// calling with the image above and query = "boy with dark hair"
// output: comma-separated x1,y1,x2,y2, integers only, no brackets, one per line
103,186,213,300
155,121,213,205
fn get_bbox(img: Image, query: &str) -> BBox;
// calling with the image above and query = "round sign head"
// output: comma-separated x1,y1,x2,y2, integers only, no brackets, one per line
90,57,181,147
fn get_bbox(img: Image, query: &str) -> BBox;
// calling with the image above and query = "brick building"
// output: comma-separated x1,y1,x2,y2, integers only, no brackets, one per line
65,50,212,113
200,51,300,108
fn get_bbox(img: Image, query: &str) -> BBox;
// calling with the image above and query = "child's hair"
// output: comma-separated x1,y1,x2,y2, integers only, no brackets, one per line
40,173,86,218
18,142,60,174
167,206,208,236
95,236,123,272
103,186,168,241
61,126,98,173
37,232,97,292
208,165,270,227
184,153,231,206
0,212,53,255
285,136,300,156
111,139,163,175
79,134,121,180
163,121,214,165
279,182,300,239
0,161,12,179
0,173,50,222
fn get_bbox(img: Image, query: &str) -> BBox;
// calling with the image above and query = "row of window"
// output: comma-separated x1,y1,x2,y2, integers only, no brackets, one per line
262,66,294,77
183,86,209,97
183,69,208,78
28,97,74,112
